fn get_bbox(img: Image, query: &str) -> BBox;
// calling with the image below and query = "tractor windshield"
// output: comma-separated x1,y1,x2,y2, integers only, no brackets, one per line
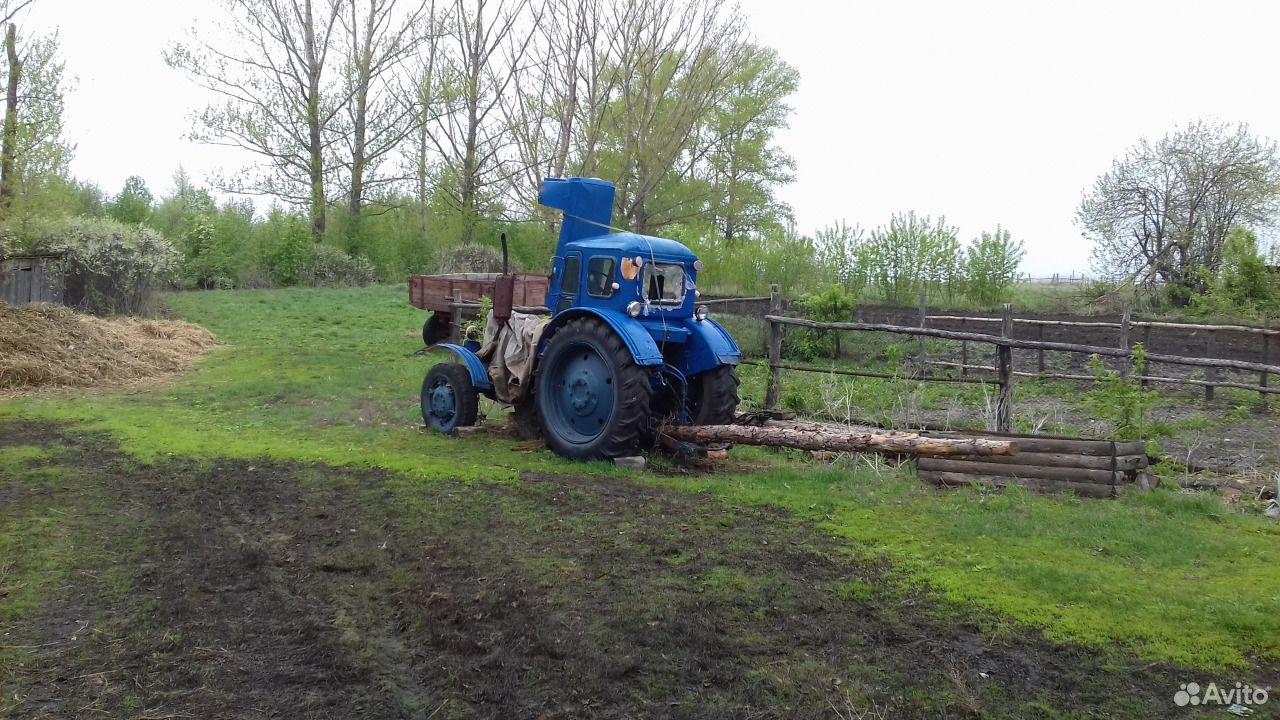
643,263,686,305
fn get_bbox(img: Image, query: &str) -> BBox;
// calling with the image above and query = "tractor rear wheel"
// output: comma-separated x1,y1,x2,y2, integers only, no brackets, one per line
421,363,479,433
535,317,653,460
688,365,740,425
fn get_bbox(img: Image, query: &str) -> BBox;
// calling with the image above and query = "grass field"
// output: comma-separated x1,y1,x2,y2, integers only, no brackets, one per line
3,284,1278,717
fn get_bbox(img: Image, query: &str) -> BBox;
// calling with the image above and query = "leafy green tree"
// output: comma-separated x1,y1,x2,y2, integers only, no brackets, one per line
704,44,798,243
107,176,153,225
964,226,1025,306
1080,122,1280,296
861,212,960,303
1191,227,1277,317
0,29,73,239
798,284,856,357
815,220,867,295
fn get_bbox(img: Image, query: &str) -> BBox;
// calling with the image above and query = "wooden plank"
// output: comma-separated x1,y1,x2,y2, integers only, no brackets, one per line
740,359,993,385
919,470,1117,498
765,315,1280,375
921,361,1263,397
919,456,1123,484
925,315,1280,336
946,451,1147,471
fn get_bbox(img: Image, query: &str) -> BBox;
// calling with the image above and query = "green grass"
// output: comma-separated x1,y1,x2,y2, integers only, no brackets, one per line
2,284,1278,671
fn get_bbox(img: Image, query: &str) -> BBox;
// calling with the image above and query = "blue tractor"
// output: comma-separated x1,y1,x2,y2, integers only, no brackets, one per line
421,177,741,460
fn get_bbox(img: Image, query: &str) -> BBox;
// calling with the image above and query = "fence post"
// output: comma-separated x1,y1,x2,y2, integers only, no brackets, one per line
960,318,968,378
1118,303,1132,378
1261,320,1271,402
1205,330,1217,402
1036,324,1046,374
1141,324,1152,389
450,288,464,344
996,303,1014,432
765,283,783,410
917,290,928,376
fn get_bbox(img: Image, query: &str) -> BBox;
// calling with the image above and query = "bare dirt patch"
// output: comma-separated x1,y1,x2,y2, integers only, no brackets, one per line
0,303,217,394
3,421,1267,719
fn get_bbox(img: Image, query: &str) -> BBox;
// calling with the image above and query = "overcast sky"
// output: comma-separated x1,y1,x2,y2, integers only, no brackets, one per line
22,0,1280,274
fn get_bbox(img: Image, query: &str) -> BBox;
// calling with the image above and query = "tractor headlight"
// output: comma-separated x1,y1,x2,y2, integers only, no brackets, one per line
694,305,709,322
626,301,643,318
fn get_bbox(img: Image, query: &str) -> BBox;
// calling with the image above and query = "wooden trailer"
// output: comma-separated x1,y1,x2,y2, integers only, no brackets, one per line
409,272,550,344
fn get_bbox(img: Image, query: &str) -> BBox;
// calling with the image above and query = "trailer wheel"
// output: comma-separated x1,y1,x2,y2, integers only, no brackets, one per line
688,365,740,425
423,313,451,346
421,363,479,433
535,317,653,460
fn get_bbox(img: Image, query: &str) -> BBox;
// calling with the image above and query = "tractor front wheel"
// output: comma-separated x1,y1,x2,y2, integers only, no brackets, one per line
421,363,479,433
535,317,653,460
687,364,741,425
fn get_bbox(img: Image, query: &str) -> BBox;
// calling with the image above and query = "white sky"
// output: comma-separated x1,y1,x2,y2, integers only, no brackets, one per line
23,0,1280,274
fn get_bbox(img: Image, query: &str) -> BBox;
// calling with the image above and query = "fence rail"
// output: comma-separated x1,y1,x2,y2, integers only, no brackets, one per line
757,285,1280,431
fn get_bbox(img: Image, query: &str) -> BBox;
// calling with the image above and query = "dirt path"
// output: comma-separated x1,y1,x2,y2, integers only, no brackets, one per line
1,421,1246,719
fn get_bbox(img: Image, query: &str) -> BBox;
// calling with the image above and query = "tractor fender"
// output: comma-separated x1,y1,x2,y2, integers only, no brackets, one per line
430,343,494,393
541,308,664,366
683,318,742,376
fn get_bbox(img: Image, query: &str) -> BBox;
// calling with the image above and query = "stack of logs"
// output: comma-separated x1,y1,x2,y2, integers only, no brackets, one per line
917,433,1150,498
661,421,1151,499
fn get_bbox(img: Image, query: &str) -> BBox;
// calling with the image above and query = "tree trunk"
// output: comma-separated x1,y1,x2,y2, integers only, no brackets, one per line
303,0,327,241
661,424,1016,457
0,23,21,213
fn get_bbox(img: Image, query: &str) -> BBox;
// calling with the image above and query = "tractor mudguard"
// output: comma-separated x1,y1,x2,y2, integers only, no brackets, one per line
431,343,494,394
542,308,664,366
683,318,742,377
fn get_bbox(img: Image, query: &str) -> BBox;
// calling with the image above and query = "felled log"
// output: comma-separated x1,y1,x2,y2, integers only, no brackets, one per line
918,456,1121,484
919,470,1117,498
661,424,1014,457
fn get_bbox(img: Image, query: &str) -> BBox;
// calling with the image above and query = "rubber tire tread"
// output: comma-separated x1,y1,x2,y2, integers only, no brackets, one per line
688,365,740,425
422,362,479,431
535,316,653,460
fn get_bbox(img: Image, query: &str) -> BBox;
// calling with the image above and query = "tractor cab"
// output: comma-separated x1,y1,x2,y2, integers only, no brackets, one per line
549,232,700,319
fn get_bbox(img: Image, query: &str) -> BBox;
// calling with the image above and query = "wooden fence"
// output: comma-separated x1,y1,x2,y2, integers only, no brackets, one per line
754,285,1280,432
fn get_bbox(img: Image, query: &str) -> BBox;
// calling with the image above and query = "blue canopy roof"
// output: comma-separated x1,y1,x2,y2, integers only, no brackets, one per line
566,232,697,262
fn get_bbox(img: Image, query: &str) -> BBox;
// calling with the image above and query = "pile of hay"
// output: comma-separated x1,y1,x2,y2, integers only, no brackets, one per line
0,303,218,393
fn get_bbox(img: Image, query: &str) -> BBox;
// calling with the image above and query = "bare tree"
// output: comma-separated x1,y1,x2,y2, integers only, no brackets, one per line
503,0,610,225
400,9,449,236
432,0,536,243
1080,122,1280,294
602,0,747,233
167,0,344,240
336,0,435,220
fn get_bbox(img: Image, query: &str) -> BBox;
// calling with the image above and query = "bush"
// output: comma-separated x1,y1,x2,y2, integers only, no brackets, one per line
964,226,1025,305
437,243,504,274
307,244,376,287
179,221,236,289
39,218,179,315
788,284,856,359
1083,345,1159,441
1190,227,1278,319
